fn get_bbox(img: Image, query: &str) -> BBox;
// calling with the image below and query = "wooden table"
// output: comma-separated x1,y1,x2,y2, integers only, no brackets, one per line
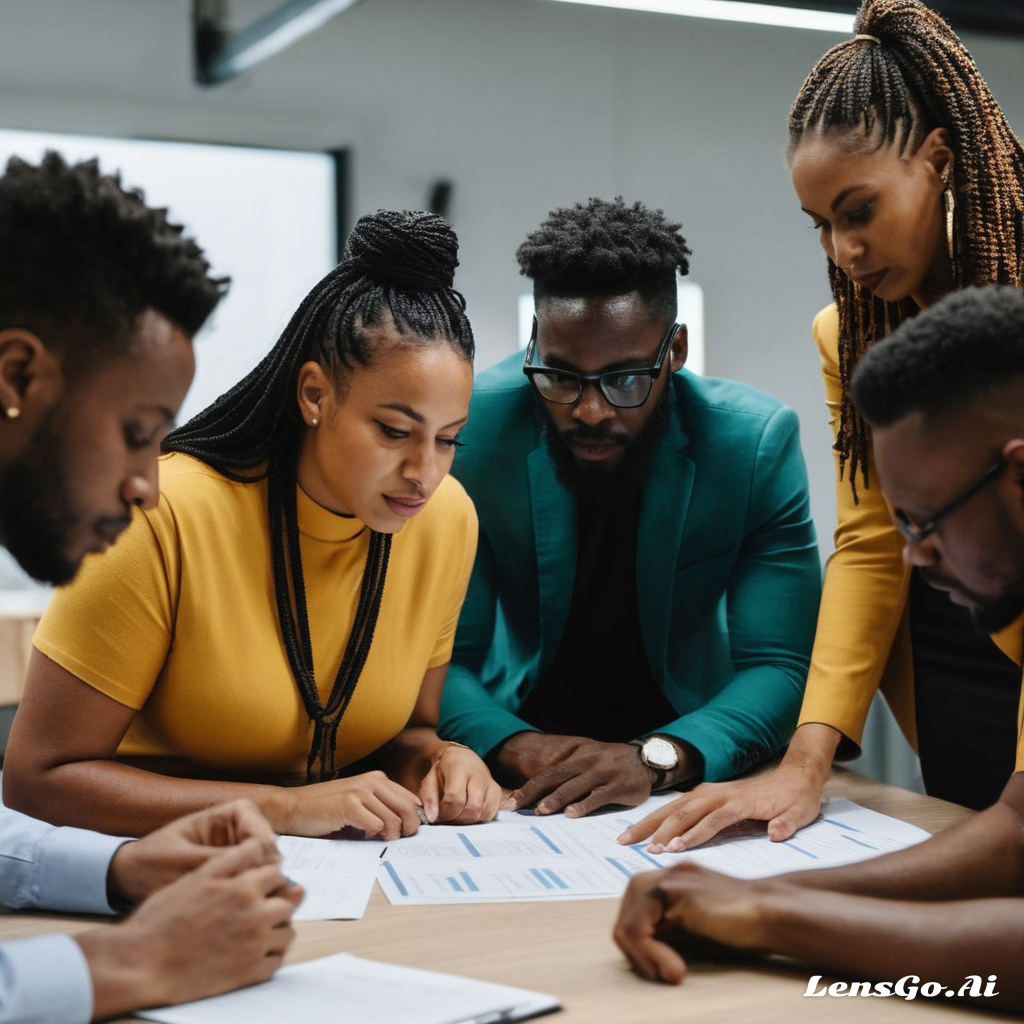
1,769,993,1023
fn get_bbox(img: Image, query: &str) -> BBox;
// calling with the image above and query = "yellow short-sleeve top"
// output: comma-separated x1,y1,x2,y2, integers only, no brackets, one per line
796,304,1024,769
33,452,479,775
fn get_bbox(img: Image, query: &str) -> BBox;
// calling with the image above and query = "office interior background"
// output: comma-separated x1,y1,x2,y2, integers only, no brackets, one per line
2,0,1023,789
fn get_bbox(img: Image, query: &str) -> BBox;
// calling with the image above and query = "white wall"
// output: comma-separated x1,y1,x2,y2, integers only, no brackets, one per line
3,0,1021,554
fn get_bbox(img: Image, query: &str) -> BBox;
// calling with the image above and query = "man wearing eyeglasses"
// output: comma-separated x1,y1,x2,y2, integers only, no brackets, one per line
440,197,821,817
614,285,1024,1011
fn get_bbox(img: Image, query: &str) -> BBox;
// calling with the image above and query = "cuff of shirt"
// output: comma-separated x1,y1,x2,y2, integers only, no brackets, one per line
35,827,130,915
0,933,93,1024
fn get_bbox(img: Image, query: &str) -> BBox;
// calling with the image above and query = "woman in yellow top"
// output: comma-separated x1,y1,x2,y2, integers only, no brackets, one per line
622,0,1024,852
3,209,502,838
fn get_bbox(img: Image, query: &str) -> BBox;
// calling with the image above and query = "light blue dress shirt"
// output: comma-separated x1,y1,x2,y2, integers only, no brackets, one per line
0,804,127,1024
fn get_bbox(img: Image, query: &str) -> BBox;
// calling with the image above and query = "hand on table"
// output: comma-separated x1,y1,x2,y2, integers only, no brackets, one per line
617,759,825,851
107,798,279,907
282,770,425,839
79,836,302,1018
498,733,655,817
419,743,502,824
613,863,771,984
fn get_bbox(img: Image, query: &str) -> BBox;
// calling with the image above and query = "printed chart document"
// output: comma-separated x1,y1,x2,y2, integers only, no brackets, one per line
277,835,382,921
138,951,561,1024
377,797,929,906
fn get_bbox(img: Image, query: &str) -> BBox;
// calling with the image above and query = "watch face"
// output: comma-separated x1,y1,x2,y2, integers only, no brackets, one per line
642,737,678,771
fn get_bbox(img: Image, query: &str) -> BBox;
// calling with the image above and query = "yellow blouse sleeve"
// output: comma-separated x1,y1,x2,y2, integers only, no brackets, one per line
32,501,179,711
796,304,913,758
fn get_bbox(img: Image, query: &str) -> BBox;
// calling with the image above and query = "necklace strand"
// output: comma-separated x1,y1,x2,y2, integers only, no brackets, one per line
269,454,392,782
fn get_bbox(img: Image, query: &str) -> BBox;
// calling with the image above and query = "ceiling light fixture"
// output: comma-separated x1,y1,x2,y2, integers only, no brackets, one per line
543,0,854,34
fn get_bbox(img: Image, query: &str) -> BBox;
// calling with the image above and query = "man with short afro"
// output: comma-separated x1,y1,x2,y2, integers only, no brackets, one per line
0,150,299,1022
440,197,821,817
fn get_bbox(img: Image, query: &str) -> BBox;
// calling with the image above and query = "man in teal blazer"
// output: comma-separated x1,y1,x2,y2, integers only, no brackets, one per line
440,198,821,818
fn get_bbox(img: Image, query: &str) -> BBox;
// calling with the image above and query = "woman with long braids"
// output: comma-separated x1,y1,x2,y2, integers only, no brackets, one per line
622,0,1024,853
3,209,502,838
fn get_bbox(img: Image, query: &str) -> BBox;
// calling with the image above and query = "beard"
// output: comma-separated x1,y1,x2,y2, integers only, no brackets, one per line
538,384,671,505
0,411,88,585
918,566,1024,634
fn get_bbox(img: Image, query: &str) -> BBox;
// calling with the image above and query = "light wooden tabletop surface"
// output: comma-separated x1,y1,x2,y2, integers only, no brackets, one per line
2,768,994,1024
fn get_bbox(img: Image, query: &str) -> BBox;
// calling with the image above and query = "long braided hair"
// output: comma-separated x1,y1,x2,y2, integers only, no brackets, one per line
164,210,474,780
787,0,1024,497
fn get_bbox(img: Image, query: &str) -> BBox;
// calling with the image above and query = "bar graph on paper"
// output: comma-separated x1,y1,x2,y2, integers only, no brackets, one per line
375,796,929,905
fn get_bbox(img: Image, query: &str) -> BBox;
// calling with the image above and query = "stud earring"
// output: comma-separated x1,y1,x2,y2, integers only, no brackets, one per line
5,407,19,420
310,416,319,428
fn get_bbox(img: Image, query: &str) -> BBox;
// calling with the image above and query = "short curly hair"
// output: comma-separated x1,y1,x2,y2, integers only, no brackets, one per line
0,150,228,375
516,197,691,320
852,285,1024,427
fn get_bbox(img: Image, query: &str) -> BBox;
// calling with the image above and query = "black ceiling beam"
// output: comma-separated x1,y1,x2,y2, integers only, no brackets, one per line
194,0,365,86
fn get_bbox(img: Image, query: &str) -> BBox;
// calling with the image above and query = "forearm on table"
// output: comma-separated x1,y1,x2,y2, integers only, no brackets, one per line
4,760,291,838
785,790,1024,900
754,884,1024,1010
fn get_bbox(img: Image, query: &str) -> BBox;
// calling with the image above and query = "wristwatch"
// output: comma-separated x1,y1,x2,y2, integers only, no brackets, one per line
630,736,681,791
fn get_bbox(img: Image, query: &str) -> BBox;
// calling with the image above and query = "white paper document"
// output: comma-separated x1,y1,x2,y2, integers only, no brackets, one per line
277,834,383,921
138,951,561,1024
377,796,929,905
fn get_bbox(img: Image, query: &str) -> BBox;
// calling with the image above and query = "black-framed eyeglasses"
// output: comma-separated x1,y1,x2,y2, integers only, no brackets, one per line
893,460,1005,543
522,318,680,409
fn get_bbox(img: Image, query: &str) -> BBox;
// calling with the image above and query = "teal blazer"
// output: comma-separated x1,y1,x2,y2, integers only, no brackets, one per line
440,354,821,782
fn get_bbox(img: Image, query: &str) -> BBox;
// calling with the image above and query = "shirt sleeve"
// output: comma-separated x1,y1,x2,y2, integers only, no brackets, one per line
795,304,913,757
653,403,822,781
0,804,126,915
0,934,93,1024
32,502,176,712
